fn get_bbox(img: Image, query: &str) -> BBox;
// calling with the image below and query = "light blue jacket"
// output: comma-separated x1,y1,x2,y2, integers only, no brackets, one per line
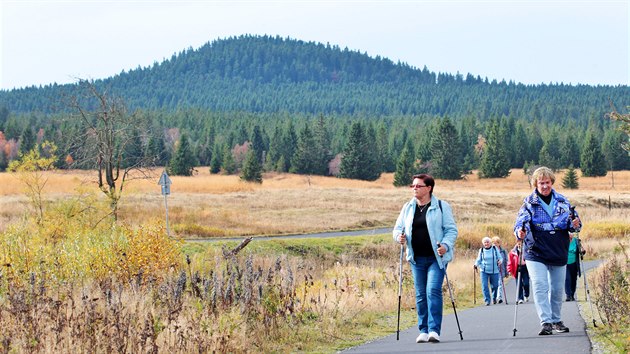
474,246,503,274
393,195,458,269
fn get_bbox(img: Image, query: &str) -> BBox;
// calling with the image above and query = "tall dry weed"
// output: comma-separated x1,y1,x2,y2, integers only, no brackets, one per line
589,240,630,352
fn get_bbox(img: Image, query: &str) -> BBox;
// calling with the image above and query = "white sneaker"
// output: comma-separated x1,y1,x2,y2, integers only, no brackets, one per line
416,333,429,343
428,331,440,343
517,299,523,304
524,297,529,302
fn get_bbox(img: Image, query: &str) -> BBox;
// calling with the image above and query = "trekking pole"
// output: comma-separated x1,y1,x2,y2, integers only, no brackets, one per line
513,221,526,336
499,265,508,305
571,207,597,328
439,243,463,340
473,266,477,305
397,234,405,340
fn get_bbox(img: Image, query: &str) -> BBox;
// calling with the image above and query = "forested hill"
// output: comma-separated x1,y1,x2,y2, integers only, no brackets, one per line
1,34,629,125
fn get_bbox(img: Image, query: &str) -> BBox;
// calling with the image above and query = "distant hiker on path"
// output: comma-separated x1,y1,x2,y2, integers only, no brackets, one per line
474,237,503,306
565,234,585,301
514,167,582,335
394,174,458,344
507,240,530,304
492,236,508,304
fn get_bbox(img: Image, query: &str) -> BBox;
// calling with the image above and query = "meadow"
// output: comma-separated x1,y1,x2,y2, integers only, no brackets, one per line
0,168,628,352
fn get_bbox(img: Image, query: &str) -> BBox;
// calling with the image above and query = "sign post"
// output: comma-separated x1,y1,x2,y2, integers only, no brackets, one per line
158,170,172,237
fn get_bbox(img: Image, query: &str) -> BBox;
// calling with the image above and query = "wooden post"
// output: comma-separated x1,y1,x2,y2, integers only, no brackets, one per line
609,195,611,210
224,237,253,258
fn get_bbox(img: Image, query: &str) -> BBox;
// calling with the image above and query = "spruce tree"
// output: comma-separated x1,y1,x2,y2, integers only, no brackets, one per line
415,125,433,164
559,133,581,168
362,123,381,181
479,118,510,178
147,132,167,166
393,142,414,187
339,121,381,181
221,144,236,174
19,127,36,156
313,115,333,175
121,128,144,168
197,125,215,166
527,125,544,164
339,121,364,180
290,124,319,174
168,133,196,176
561,165,579,189
538,138,561,171
512,123,529,169
209,143,222,173
279,121,297,172
264,125,283,172
250,125,265,162
240,148,263,183
431,117,463,180
376,122,392,172
580,131,607,177
459,116,478,173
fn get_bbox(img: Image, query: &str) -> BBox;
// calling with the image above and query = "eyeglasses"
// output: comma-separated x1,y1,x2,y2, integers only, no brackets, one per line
410,184,429,189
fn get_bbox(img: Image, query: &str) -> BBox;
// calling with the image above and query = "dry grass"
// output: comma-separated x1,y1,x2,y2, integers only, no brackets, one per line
1,169,629,242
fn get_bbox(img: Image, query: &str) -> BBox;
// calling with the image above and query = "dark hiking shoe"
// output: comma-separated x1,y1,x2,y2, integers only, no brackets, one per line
538,323,553,335
553,321,570,333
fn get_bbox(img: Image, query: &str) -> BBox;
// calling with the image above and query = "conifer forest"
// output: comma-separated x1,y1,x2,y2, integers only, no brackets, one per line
1,35,628,180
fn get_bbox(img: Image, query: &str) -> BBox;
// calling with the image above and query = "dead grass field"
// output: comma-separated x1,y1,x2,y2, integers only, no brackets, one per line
1,168,629,242
0,168,627,352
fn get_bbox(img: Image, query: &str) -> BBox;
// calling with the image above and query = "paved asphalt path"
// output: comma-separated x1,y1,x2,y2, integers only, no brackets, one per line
342,261,599,354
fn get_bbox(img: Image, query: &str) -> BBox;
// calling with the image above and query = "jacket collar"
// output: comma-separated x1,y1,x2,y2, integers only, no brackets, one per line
525,188,565,205
410,194,438,208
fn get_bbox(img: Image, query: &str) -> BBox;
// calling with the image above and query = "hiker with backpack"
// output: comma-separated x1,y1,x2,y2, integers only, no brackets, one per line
393,174,458,344
514,167,582,335
474,237,503,306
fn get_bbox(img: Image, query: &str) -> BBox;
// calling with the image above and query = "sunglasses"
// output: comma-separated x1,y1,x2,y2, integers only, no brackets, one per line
410,184,429,189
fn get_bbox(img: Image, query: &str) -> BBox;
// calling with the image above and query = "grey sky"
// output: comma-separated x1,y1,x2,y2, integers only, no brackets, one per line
1,0,628,90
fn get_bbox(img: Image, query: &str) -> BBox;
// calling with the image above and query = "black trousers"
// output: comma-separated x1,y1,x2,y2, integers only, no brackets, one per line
517,264,530,300
565,262,579,298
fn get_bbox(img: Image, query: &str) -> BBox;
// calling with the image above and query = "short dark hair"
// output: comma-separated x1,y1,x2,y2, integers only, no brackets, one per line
412,174,435,195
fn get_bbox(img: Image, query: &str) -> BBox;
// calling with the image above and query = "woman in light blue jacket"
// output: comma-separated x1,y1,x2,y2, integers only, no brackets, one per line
393,174,458,344
474,237,503,305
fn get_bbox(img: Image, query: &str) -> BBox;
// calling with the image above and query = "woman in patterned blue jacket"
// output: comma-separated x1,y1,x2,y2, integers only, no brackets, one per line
514,167,582,336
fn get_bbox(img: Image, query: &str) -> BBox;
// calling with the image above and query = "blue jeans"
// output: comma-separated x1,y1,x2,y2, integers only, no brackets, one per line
480,272,499,304
526,260,566,324
497,268,505,301
410,256,445,335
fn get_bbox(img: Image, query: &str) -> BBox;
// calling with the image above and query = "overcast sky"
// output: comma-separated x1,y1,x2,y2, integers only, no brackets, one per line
1,0,628,90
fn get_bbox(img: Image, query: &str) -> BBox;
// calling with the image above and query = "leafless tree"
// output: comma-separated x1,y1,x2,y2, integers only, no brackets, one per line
66,80,156,221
